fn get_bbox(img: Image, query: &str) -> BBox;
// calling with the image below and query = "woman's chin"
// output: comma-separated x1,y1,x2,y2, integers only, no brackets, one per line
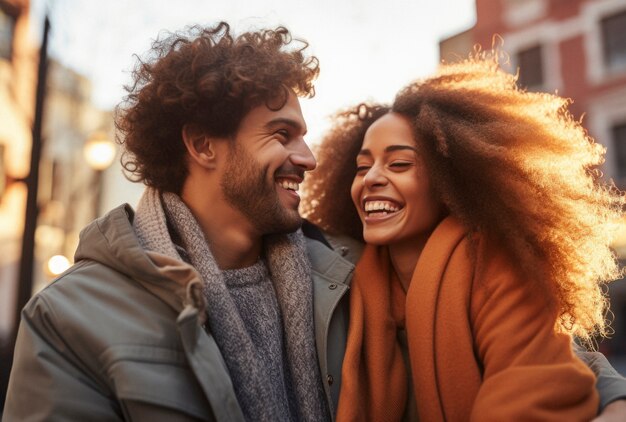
363,230,395,246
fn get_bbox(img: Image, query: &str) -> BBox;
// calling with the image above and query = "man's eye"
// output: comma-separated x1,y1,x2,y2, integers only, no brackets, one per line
275,129,289,140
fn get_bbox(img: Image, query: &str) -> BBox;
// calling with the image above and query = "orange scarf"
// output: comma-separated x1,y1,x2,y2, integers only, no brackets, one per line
336,245,408,421
337,217,599,421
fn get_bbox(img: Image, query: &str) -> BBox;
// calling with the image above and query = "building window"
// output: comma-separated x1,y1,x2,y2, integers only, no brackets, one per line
602,10,626,70
516,45,544,90
614,122,626,180
503,0,547,28
0,6,16,60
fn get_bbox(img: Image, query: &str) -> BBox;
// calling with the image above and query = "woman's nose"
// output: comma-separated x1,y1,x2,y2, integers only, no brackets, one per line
363,165,387,189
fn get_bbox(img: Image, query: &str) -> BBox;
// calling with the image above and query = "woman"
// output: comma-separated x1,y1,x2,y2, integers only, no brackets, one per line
302,55,624,421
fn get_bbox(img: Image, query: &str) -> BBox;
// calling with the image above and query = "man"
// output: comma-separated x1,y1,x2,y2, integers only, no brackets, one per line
4,22,333,421
3,22,626,422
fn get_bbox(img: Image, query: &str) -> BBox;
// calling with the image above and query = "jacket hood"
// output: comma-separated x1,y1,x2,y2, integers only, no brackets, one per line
74,204,191,312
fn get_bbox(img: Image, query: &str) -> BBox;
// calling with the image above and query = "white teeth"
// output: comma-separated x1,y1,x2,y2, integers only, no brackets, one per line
364,200,400,213
278,180,299,191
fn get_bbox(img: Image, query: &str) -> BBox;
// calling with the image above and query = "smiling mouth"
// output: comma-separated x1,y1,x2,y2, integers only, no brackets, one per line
363,200,403,218
276,178,300,196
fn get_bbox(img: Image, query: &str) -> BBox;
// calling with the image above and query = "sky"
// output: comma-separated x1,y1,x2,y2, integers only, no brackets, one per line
33,0,476,143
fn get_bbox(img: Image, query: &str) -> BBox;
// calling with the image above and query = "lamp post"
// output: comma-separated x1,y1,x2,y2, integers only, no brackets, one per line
13,13,49,336
83,131,116,219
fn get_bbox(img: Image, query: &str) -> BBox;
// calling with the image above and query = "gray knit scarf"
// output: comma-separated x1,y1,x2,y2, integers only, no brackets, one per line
133,188,329,422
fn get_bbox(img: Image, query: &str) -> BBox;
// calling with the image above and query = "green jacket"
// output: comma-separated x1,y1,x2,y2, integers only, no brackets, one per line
3,205,355,421
3,204,625,421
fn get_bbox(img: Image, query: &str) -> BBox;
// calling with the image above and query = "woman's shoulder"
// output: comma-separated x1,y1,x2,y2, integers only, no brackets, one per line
425,216,553,312
468,230,557,321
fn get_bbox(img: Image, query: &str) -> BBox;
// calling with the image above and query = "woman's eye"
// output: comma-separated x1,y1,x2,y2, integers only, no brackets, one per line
355,165,371,174
389,162,412,169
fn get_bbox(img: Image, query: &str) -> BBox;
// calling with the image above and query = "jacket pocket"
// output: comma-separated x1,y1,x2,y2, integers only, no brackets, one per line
102,344,214,420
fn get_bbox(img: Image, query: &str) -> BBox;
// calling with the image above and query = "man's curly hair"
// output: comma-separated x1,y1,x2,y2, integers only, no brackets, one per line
302,54,625,341
115,22,319,193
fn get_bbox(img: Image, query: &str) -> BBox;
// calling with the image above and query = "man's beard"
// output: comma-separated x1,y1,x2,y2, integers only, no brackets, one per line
221,143,302,235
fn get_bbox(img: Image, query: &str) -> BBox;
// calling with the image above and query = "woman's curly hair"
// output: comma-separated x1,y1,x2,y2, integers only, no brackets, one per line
302,54,625,341
116,22,319,193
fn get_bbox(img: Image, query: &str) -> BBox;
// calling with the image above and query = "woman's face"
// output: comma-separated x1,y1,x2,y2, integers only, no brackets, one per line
350,113,443,246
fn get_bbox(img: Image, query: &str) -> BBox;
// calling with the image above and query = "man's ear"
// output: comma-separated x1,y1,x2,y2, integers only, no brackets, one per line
182,124,219,169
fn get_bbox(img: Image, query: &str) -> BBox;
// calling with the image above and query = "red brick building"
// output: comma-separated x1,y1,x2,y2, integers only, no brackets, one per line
442,0,626,184
441,0,626,371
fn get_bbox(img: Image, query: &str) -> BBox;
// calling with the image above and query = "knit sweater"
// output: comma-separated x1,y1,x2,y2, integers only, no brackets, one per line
223,261,297,420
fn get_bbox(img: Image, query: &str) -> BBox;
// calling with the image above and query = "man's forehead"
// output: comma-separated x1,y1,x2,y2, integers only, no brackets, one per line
241,92,307,133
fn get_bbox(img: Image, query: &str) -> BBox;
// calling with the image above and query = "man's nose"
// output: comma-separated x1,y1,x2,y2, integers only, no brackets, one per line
290,138,317,171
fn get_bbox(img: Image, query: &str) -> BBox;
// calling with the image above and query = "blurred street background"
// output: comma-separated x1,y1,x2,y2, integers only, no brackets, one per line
2,0,626,411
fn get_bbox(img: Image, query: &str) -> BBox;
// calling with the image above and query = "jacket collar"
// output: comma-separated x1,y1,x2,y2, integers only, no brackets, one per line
74,204,357,318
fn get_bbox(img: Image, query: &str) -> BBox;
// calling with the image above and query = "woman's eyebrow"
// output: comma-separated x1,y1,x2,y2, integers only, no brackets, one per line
357,145,417,157
384,145,418,153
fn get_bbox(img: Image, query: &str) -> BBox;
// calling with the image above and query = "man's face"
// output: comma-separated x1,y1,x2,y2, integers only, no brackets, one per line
220,89,316,235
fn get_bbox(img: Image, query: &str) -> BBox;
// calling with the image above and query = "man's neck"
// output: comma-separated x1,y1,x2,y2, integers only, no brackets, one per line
181,191,262,270
206,225,262,270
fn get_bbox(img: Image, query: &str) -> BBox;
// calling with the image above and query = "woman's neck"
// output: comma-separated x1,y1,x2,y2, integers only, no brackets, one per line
388,234,430,292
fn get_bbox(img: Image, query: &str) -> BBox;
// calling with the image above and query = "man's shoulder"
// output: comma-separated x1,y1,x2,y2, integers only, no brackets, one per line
24,259,180,349
36,258,147,308
10,261,212,422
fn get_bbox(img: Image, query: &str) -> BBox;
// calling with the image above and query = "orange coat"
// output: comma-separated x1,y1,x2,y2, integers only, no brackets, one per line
406,216,598,421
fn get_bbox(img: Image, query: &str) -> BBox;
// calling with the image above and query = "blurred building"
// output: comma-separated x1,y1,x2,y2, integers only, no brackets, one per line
0,0,35,356
441,0,626,372
37,60,115,292
0,0,34,408
0,0,115,407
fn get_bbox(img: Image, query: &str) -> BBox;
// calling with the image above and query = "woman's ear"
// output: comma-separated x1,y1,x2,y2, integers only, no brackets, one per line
182,124,218,169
